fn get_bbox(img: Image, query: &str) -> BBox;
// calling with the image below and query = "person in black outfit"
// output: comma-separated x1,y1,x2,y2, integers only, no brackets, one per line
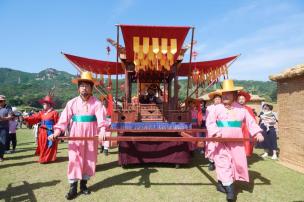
0,95,13,161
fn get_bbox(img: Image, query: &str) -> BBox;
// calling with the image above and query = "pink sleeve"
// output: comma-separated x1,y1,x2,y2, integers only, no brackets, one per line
95,102,107,129
206,107,220,137
245,109,262,136
54,102,73,132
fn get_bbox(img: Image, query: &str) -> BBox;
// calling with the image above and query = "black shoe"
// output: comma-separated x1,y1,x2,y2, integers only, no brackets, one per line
225,183,235,201
104,149,108,156
216,181,226,193
208,162,215,171
100,146,104,154
80,180,91,195
65,181,78,200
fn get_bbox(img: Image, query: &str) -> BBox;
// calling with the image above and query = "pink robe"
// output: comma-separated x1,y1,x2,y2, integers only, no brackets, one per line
206,102,261,183
205,104,217,160
54,96,106,180
101,105,111,148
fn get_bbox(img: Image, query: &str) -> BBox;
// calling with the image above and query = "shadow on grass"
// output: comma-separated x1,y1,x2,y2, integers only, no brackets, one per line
108,150,118,155
190,151,271,200
17,141,35,146
13,147,37,153
92,159,216,191
236,170,271,195
0,161,36,169
0,180,60,202
91,167,158,191
121,162,184,169
248,153,264,166
57,147,68,151
96,161,119,172
55,156,68,163
6,154,35,160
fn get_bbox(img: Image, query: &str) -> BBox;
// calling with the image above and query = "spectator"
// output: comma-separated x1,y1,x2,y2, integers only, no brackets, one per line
0,95,13,162
259,104,278,160
9,114,18,152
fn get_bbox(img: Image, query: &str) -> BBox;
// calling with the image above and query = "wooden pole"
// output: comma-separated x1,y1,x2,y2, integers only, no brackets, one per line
137,73,140,120
124,71,129,109
163,73,165,121
173,64,179,110
115,25,120,109
58,136,251,143
186,27,195,108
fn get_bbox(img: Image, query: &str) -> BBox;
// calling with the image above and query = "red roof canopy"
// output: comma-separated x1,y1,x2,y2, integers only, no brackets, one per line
178,55,238,76
63,53,124,75
120,24,191,61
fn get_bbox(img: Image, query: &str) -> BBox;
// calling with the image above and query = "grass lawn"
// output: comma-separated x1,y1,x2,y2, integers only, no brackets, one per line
0,128,303,202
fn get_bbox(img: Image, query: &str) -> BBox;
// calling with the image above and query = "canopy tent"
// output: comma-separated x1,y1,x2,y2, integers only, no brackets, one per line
63,52,238,79
120,24,190,61
63,53,124,75
178,55,239,76
61,24,243,167
119,24,191,72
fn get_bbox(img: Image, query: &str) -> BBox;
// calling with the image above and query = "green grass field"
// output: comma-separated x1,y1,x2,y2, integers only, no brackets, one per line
0,129,303,202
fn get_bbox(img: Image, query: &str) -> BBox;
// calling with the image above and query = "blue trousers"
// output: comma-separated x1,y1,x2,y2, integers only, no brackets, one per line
260,124,278,152
0,127,9,158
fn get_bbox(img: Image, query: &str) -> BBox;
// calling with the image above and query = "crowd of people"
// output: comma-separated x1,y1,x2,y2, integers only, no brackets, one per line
0,74,279,201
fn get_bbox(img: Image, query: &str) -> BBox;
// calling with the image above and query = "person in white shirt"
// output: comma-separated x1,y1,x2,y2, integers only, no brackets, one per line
9,114,18,152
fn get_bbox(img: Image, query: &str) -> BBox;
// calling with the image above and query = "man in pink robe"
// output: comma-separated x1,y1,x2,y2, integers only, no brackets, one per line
206,80,264,201
205,90,222,171
49,72,107,200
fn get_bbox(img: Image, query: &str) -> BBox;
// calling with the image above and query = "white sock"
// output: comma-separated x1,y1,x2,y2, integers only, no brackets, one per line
68,179,78,183
222,181,233,186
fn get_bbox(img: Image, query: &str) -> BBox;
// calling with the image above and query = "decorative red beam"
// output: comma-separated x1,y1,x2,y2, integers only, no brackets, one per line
106,128,207,133
57,136,251,142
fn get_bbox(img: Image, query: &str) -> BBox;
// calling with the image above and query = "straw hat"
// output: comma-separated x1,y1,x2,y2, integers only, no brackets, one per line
39,95,55,106
218,79,243,93
72,71,98,86
208,90,222,100
237,90,251,102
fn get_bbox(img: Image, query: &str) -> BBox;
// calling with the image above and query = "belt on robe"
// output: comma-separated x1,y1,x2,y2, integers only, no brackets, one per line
40,120,54,148
216,121,242,128
72,115,97,122
41,120,54,126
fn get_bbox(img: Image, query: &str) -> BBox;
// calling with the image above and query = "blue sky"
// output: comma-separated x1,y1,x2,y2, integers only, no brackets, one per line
0,0,303,80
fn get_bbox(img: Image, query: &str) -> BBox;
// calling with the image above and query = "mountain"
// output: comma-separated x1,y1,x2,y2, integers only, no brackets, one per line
0,67,277,109
0,67,77,108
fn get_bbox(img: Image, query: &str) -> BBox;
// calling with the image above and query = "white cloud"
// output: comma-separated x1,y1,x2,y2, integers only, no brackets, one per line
231,46,304,80
195,2,304,80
